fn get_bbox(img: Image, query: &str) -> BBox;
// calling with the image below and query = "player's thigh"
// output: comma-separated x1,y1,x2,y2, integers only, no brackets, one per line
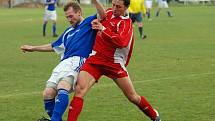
136,12,143,23
50,11,57,21
75,71,97,97
44,11,50,22
47,57,84,91
163,2,169,8
158,2,164,8
57,76,74,92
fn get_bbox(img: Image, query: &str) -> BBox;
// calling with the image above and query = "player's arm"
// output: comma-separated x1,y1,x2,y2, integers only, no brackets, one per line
103,21,132,48
92,19,133,48
92,0,106,21
20,44,54,53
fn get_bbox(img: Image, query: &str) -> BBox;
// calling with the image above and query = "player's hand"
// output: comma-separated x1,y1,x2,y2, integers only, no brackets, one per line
20,45,34,53
91,19,103,31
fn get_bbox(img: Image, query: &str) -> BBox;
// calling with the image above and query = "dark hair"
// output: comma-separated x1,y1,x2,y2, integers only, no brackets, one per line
63,2,82,13
122,0,130,7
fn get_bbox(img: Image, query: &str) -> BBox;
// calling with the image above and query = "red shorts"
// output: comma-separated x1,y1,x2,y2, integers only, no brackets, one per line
80,57,128,81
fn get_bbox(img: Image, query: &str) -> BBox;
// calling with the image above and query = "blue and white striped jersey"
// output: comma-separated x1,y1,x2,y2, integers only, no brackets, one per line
51,15,97,61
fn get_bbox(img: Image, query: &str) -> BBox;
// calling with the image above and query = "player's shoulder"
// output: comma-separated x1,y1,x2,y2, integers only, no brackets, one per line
106,8,113,15
80,15,96,26
105,8,114,19
85,14,97,21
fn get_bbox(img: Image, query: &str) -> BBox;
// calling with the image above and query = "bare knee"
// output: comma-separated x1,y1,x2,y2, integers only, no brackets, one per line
57,76,74,92
43,88,57,99
74,82,88,98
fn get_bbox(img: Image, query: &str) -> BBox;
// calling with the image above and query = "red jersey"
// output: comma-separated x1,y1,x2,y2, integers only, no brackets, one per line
89,8,134,66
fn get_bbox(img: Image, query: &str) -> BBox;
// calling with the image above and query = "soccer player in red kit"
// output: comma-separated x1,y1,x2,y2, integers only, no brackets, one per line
67,0,161,121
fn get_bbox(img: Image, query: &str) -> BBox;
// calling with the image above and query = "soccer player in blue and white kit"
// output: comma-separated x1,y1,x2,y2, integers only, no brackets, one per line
145,0,153,20
21,1,105,121
43,0,58,37
155,0,173,17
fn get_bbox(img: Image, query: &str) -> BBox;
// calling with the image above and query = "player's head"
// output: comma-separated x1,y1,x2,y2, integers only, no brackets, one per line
112,0,130,17
64,2,82,26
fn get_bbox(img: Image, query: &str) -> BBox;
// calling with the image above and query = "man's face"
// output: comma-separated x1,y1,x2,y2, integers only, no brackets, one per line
112,0,127,17
65,7,81,25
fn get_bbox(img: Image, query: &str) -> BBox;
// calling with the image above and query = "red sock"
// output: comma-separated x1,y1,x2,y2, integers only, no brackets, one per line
138,96,157,120
67,96,83,121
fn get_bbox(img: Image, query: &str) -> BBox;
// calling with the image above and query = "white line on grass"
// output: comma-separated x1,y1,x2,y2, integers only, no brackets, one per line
0,71,214,98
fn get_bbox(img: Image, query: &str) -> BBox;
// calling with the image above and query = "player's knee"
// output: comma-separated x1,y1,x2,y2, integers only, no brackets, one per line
57,76,75,92
43,21,48,24
75,83,85,94
137,23,143,27
74,82,87,97
43,88,57,99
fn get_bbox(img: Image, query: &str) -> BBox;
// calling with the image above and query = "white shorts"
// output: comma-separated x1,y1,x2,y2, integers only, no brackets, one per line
47,56,86,91
44,9,57,21
145,1,153,9
158,1,169,8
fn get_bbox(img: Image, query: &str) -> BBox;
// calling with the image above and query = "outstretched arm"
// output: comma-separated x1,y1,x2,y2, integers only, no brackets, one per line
20,44,54,53
92,0,106,20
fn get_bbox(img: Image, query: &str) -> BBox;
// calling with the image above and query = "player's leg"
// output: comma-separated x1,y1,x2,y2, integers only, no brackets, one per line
136,12,147,39
164,3,173,17
146,8,151,19
156,2,163,17
145,1,152,20
52,20,58,37
51,76,74,121
162,2,171,17
43,20,48,37
41,62,64,120
114,76,160,121
155,8,161,17
166,9,172,17
43,10,49,37
67,70,98,121
51,11,58,37
50,56,85,121
43,82,57,118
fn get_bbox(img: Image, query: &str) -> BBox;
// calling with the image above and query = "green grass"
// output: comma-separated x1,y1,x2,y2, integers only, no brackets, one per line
0,5,215,121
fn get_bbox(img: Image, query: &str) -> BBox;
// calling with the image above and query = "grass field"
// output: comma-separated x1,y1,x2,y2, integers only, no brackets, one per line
0,5,215,121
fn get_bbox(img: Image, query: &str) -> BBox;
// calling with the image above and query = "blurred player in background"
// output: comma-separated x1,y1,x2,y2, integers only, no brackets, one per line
128,0,147,39
155,0,173,17
21,1,105,121
145,0,153,20
43,0,58,37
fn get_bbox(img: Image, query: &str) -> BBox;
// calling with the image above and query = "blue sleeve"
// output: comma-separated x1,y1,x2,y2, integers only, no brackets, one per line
51,27,71,54
51,34,65,54
51,27,70,47
51,35,63,48
84,15,97,24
